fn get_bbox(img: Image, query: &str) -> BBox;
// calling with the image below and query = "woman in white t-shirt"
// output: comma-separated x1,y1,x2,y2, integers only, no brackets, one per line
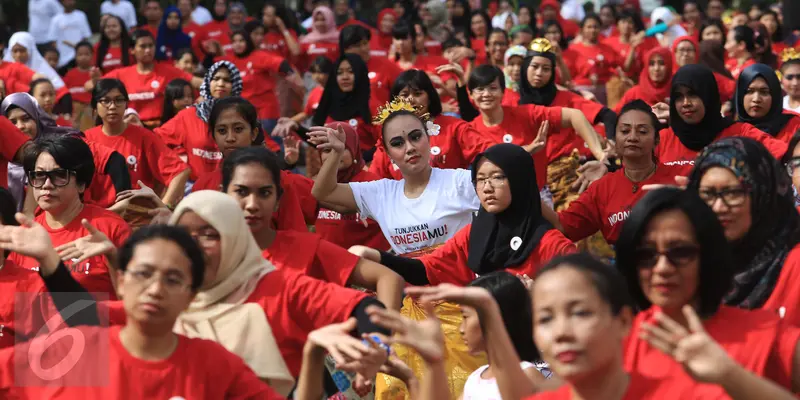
309,98,479,256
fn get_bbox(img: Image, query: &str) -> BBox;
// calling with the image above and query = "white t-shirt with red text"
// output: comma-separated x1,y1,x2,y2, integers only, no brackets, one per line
349,168,479,255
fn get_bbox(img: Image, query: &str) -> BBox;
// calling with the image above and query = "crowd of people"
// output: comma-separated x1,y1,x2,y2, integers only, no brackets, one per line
1,0,800,398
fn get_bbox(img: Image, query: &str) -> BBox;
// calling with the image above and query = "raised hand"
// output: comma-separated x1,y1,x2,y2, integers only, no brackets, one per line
272,117,299,138
405,284,493,310
367,303,445,364
115,180,165,207
640,305,734,384
435,62,466,84
652,102,669,124
54,219,116,263
641,175,688,191
284,135,301,165
523,120,549,154
306,318,372,367
308,125,346,154
0,213,56,262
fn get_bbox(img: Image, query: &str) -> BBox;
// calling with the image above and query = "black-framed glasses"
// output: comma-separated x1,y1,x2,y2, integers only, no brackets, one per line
633,245,700,269
786,157,800,176
97,97,128,108
27,169,73,188
697,187,748,208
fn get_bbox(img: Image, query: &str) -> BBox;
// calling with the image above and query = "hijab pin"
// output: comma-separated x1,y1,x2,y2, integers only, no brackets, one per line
510,236,522,251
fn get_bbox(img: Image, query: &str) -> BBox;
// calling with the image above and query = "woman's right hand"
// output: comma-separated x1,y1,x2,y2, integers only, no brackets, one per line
54,219,115,263
308,125,346,154
0,213,59,268
436,62,466,85
366,303,445,364
651,102,670,124
272,117,299,138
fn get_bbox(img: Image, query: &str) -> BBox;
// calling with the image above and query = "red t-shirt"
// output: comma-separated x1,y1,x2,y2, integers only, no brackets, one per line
524,373,695,399
104,64,194,122
9,205,130,298
469,105,563,189
421,225,576,286
0,325,279,399
83,141,118,209
195,20,232,56
299,42,338,72
656,123,787,175
315,169,391,251
0,259,46,349
0,117,30,189
422,38,443,57
262,30,298,59
502,89,520,107
93,44,131,74
472,39,487,66
725,57,757,81
154,107,219,181
262,230,360,286
567,42,620,86
558,165,685,244
547,91,605,162
245,268,367,376
0,61,36,95
367,56,403,107
625,306,799,395
62,68,92,104
775,113,800,143
761,244,800,327
328,115,380,151
602,36,659,79
714,72,736,104
191,169,316,232
303,85,324,116
85,124,188,190
370,114,494,180
219,50,286,120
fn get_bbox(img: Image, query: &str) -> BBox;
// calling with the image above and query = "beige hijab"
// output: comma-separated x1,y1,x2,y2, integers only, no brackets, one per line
169,190,295,395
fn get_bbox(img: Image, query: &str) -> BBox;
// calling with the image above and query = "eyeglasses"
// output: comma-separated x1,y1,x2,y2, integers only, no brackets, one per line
786,157,800,176
633,245,700,268
28,169,73,188
125,269,191,293
697,187,749,208
475,174,507,189
784,74,800,81
97,97,128,108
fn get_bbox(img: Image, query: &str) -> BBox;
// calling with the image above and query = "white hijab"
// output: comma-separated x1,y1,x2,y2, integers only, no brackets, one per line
650,7,688,47
492,11,518,29
3,32,65,90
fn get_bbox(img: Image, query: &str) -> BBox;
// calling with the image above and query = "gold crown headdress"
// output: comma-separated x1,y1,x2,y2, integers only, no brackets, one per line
373,97,431,125
782,48,800,63
529,38,554,54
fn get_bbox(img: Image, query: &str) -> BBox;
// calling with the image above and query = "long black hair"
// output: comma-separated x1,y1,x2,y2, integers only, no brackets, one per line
96,15,132,70
390,69,443,117
160,78,193,125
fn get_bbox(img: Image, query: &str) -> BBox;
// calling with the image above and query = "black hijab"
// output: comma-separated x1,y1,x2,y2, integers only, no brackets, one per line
518,51,558,106
735,63,794,137
312,54,372,127
669,64,734,151
467,144,554,275
688,137,800,309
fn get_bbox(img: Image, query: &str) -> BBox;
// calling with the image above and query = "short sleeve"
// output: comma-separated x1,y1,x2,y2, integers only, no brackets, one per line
153,108,189,150
284,270,367,332
282,172,318,224
453,122,493,165
453,169,481,211
255,52,285,74
0,117,30,163
570,95,604,124
348,179,390,220
524,104,563,128
314,239,360,286
143,132,189,185
420,225,475,286
764,324,800,390
742,124,788,160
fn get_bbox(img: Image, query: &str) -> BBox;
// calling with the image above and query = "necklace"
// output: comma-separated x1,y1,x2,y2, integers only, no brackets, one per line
625,164,657,193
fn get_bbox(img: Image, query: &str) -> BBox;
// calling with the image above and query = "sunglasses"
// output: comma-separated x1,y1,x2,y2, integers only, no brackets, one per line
28,169,73,188
633,245,700,269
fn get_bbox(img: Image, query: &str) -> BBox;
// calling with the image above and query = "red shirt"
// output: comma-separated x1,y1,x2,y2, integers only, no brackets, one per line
62,68,92,104
558,165,685,244
299,42,338,72
502,89,520,107
191,169,316,232
0,61,36,95
328,115,380,151
245,268,367,376
422,38,443,57
104,64,194,122
0,117,30,189
421,225,576,286
567,42,620,86
0,259,46,349
367,56,403,106
625,306,800,395
83,141,118,208
154,107,219,181
303,85,323,116
469,105,563,189
602,36,659,79
85,124,188,190
220,51,287,120
761,244,800,327
725,57,757,80
657,123,787,175
315,169,391,251
714,72,736,104
93,44,131,74
775,113,800,143
195,20,232,56
472,39,487,66
0,325,279,399
262,230,360,286
370,114,494,180
524,373,695,399
547,91,605,162
262,30,298,59
9,205,130,298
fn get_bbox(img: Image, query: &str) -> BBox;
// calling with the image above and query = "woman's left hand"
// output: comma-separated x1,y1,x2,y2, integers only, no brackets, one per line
405,284,493,310
640,305,735,384
114,180,165,208
283,135,301,165
54,219,115,263
572,160,608,193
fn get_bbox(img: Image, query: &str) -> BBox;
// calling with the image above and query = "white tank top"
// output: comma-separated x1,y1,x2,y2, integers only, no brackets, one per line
462,361,546,400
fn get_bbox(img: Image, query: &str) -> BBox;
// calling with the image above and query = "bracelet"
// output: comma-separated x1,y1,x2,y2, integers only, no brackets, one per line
363,334,391,356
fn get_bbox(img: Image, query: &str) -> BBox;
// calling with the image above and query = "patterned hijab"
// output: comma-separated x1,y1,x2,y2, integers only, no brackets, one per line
195,61,243,123
688,137,800,309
